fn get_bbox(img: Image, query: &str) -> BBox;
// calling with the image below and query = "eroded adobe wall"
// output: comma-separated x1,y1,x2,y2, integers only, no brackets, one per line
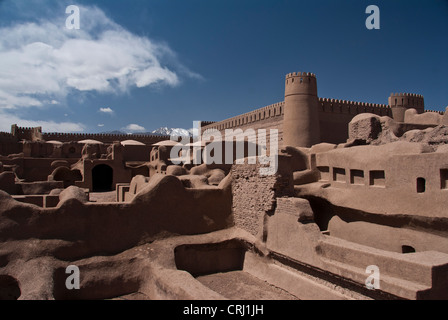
230,156,293,240
0,174,233,258
326,212,448,255
0,174,233,300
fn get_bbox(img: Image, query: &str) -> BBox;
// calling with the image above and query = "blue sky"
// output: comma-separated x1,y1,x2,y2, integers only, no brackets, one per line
0,0,447,133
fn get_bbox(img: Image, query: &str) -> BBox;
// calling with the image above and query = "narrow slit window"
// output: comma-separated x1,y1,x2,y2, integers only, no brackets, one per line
416,177,426,193
441,169,448,189
369,170,385,187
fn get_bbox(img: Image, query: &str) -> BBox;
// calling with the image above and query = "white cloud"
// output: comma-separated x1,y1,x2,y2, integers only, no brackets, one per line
0,111,84,133
0,4,186,110
97,124,105,127
99,107,114,114
122,123,146,133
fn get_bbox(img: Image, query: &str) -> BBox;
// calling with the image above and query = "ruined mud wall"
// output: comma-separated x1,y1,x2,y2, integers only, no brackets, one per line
0,174,233,299
230,156,293,239
0,174,233,258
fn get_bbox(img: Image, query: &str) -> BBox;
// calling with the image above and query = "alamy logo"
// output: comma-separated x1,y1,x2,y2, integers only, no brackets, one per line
66,5,80,30
65,265,80,290
365,265,380,290
170,122,279,176
365,5,380,30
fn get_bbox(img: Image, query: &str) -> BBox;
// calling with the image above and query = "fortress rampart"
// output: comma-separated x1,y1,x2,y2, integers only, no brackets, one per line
0,132,15,139
41,132,171,145
11,125,42,142
389,93,425,122
0,131,20,156
424,109,444,115
202,72,444,148
5,72,446,150
201,97,395,147
10,124,172,146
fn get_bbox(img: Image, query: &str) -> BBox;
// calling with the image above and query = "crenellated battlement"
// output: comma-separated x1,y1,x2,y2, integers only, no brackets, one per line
43,132,170,138
199,121,216,127
388,93,424,106
285,71,318,97
11,124,42,141
201,94,399,135
12,126,42,132
201,91,402,136
201,101,285,132
319,97,389,109
285,72,317,79
42,132,171,145
390,93,424,98
318,97,392,117
388,93,425,122
424,109,444,115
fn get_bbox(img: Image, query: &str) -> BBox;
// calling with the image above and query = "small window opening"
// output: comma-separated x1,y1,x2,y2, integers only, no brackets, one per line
402,245,416,254
416,177,426,193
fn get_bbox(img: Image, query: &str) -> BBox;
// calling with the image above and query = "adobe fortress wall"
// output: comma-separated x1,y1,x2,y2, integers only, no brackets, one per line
42,132,171,145
202,97,394,147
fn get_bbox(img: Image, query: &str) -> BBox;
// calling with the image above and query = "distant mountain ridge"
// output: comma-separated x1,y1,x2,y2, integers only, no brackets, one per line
151,127,193,137
101,127,193,137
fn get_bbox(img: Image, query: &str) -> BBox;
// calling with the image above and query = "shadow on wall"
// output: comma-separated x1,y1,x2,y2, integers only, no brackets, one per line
0,275,21,300
174,239,247,277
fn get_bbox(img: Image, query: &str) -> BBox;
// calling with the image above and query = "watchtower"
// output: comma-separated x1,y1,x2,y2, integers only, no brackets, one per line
388,93,424,122
11,124,43,141
283,72,320,148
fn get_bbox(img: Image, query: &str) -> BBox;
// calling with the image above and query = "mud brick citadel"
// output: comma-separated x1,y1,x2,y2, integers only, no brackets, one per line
1,71,448,300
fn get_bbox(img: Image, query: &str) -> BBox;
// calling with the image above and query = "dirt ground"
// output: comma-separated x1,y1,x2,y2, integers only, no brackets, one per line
196,270,299,300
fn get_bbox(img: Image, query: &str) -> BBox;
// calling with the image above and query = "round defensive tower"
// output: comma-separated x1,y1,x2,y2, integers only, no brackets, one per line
283,72,320,148
388,93,424,122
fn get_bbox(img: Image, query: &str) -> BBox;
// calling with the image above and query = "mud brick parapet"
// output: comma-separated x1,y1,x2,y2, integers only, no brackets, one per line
201,72,446,147
41,132,171,145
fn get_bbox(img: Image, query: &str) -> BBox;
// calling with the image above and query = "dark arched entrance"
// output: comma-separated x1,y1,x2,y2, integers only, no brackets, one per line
92,164,113,191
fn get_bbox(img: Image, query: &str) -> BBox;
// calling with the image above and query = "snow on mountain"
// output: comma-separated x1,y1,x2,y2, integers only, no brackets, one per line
101,127,193,137
151,127,193,137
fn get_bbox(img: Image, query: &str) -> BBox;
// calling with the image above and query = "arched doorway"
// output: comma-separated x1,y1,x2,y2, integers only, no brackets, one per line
92,164,113,192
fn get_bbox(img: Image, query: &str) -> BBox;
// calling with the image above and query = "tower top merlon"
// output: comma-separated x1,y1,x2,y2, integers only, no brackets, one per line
388,92,424,110
389,92,424,99
388,92,425,121
285,72,316,79
285,71,318,97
